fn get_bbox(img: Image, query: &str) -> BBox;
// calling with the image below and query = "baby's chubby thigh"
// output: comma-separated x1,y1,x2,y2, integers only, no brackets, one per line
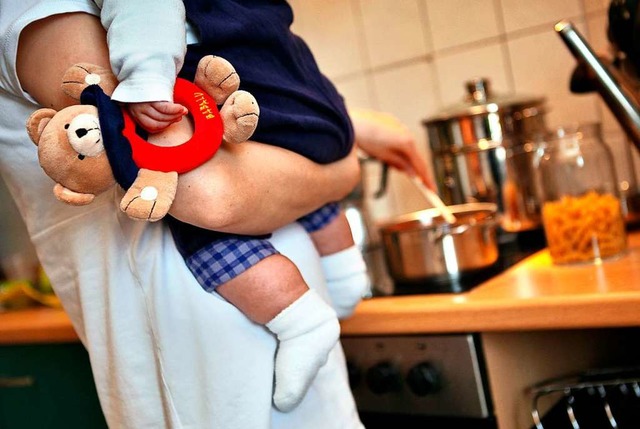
146,114,244,232
168,146,240,231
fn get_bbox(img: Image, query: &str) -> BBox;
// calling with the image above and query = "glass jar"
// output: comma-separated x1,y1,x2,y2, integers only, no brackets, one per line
537,123,627,264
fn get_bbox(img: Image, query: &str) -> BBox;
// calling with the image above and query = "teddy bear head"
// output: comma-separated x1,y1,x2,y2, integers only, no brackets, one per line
26,103,115,205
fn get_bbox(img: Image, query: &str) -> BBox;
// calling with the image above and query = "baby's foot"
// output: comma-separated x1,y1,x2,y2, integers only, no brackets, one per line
321,245,371,319
266,289,340,412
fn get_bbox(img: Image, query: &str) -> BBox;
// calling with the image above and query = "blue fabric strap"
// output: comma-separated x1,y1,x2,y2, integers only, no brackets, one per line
80,85,139,189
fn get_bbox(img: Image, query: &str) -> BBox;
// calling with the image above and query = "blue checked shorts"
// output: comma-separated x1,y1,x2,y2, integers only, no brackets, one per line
185,202,340,291
297,202,340,233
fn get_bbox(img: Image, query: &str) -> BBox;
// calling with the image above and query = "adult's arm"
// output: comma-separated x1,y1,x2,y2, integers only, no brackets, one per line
350,108,434,189
17,12,360,235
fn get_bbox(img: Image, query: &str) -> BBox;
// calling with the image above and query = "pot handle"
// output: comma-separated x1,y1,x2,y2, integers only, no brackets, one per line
373,163,389,199
433,216,499,241
433,224,471,242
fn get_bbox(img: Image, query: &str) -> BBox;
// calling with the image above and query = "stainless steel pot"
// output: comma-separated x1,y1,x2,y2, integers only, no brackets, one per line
423,78,548,232
378,203,499,285
342,156,394,295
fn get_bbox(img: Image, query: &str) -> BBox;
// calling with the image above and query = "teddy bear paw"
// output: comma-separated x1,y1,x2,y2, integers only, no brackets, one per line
221,90,260,144
120,186,173,222
195,55,240,105
119,170,178,222
62,63,119,100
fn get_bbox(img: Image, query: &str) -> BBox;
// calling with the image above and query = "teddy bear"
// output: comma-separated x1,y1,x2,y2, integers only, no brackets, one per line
26,55,259,221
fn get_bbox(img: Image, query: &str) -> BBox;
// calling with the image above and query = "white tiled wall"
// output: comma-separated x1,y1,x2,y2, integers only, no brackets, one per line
290,0,636,220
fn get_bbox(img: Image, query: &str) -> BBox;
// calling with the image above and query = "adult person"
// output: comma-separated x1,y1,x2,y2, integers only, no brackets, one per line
90,2,370,411
0,3,431,429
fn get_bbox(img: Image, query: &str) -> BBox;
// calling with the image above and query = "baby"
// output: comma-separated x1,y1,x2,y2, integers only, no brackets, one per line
94,0,369,412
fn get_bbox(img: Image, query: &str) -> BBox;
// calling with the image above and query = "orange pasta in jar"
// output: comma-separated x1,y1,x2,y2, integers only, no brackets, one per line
541,191,627,264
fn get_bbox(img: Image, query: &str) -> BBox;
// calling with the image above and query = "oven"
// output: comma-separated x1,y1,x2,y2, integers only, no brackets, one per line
342,228,547,427
341,333,497,429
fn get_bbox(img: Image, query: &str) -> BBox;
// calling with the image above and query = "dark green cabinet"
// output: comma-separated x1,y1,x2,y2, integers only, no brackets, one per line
0,343,107,429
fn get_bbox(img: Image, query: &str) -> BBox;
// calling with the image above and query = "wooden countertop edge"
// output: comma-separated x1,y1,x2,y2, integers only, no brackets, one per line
340,292,640,335
3,292,640,343
0,307,78,345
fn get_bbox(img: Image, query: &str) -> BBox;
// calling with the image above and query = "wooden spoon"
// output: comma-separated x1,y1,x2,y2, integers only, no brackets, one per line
410,176,457,224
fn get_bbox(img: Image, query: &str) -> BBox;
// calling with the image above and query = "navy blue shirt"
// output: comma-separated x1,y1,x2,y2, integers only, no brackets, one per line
180,0,354,164
167,1,353,273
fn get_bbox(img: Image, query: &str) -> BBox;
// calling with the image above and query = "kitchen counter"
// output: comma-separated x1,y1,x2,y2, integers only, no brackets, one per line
342,231,640,336
3,232,640,344
0,306,77,344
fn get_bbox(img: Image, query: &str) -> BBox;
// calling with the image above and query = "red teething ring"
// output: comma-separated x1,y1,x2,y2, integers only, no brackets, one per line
122,78,224,174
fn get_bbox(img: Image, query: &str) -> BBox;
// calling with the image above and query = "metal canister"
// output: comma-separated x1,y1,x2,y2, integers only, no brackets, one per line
423,78,548,232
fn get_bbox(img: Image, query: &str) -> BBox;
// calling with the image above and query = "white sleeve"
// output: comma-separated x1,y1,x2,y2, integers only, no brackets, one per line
0,0,100,101
96,0,187,103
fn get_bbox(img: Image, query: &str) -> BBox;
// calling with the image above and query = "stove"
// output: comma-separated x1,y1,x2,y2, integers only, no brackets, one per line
341,228,547,427
367,227,547,297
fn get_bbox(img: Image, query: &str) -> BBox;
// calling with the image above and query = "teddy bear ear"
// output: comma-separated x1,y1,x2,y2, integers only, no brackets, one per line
62,63,119,100
25,108,57,145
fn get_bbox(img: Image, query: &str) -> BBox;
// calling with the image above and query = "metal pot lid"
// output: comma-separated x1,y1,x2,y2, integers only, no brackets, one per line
423,78,546,125
377,202,498,233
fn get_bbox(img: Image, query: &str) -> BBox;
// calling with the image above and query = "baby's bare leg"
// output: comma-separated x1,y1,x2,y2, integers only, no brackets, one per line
216,254,307,324
308,211,371,319
216,255,339,412
308,210,355,256
146,118,360,236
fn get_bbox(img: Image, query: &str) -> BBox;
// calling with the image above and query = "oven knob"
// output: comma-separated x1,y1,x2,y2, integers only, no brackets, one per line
365,361,402,394
406,362,441,396
346,360,361,388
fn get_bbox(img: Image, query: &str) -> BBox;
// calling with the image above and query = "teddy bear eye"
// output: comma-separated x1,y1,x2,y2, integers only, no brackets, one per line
64,124,70,129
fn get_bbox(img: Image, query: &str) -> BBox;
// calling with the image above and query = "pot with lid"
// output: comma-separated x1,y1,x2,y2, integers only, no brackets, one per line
423,78,548,232
378,202,499,293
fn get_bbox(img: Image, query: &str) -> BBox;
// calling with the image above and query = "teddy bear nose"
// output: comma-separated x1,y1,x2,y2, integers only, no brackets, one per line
75,128,89,138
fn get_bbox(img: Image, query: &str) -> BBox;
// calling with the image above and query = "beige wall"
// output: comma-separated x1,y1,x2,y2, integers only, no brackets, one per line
289,0,635,220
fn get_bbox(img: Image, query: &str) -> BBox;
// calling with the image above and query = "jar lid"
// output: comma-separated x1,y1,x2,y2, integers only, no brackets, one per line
423,78,546,125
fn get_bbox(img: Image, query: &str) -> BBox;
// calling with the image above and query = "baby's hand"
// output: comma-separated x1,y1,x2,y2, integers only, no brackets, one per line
127,101,188,134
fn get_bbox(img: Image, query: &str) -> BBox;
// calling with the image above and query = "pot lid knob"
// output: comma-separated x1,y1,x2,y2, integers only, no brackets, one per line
465,77,491,104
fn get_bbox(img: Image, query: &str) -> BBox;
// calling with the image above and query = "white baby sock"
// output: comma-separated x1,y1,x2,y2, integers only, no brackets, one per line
266,289,340,412
321,245,371,319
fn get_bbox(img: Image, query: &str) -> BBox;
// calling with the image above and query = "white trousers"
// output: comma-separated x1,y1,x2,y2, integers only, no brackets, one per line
28,191,363,429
